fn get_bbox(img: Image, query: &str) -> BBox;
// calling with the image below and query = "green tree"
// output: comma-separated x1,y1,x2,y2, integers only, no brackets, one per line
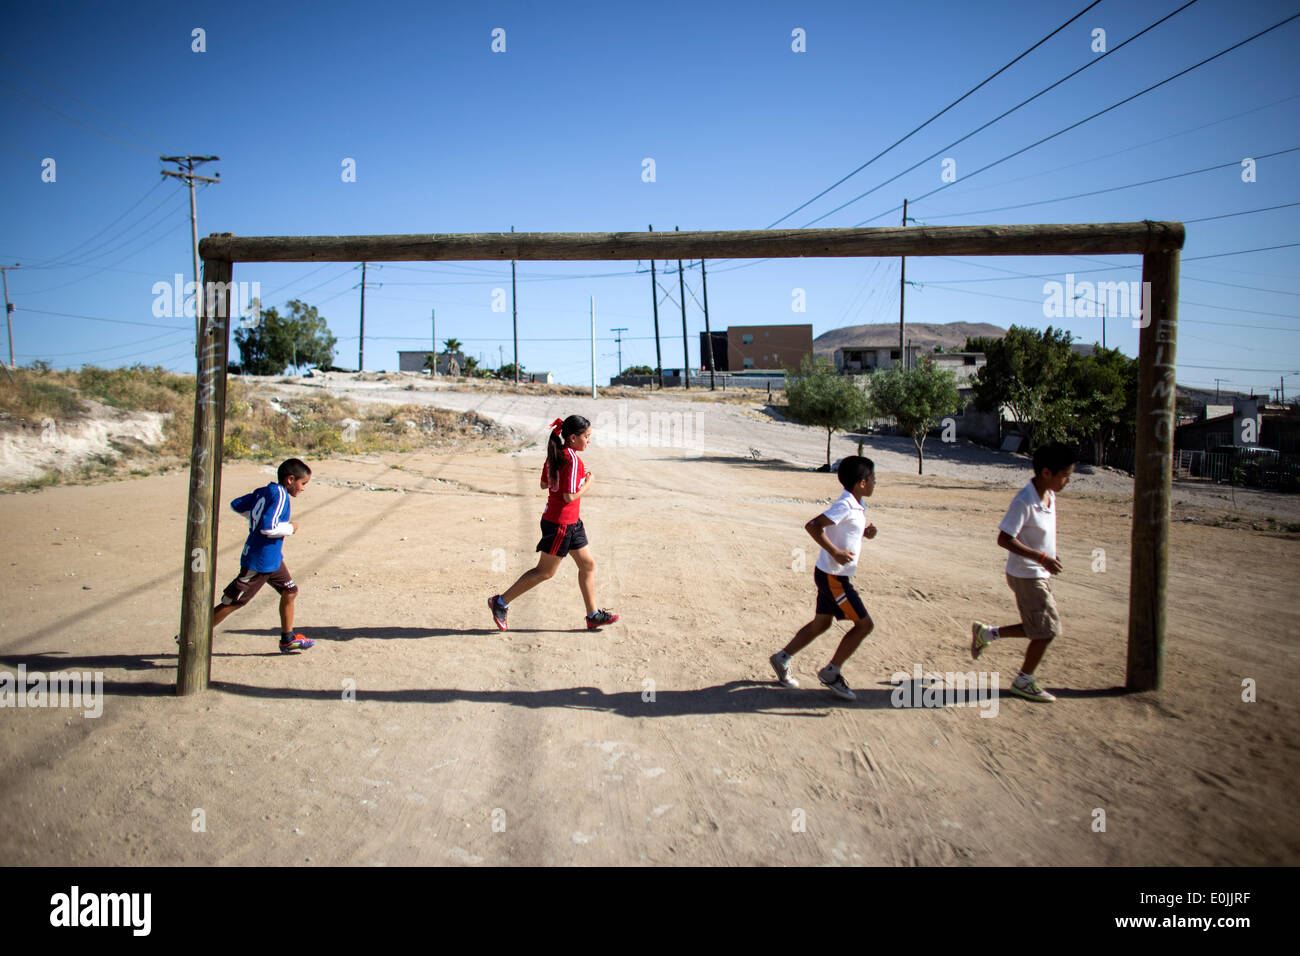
785,356,872,467
868,358,961,474
623,365,655,376
233,298,336,375
1066,346,1138,463
968,326,1075,449
443,338,462,354
497,362,525,380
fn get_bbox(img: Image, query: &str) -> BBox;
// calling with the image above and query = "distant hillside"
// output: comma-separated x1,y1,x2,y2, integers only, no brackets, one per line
814,321,1007,357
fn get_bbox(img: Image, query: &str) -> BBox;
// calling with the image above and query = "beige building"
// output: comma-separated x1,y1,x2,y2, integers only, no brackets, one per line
833,345,921,373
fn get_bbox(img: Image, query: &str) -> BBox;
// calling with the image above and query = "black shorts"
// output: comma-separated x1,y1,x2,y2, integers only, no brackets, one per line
814,568,868,622
536,519,588,558
220,562,298,607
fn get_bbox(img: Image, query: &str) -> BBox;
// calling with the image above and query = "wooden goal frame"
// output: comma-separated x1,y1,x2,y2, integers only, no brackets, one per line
177,222,1183,695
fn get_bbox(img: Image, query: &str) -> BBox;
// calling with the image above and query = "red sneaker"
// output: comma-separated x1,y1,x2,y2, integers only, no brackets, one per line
488,595,509,631
586,609,620,629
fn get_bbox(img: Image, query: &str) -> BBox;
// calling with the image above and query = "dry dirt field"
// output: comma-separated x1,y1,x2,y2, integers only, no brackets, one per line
1,383,1297,866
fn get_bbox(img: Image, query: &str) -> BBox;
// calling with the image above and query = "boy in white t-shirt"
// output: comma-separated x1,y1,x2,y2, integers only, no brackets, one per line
770,456,877,701
971,442,1077,702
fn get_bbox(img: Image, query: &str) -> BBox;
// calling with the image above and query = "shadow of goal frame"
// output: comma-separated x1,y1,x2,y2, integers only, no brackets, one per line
177,222,1184,695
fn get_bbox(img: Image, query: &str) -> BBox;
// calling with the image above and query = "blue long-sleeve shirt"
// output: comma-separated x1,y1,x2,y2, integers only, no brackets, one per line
231,481,294,572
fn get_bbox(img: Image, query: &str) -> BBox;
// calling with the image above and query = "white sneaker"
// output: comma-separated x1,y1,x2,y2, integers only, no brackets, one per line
1009,676,1056,702
770,652,798,687
818,665,856,701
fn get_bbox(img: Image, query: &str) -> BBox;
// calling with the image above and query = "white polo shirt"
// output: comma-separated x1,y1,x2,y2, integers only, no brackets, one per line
999,481,1056,579
815,490,867,577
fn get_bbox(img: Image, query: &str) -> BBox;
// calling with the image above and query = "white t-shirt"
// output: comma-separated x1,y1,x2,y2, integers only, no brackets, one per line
815,490,867,577
999,481,1056,579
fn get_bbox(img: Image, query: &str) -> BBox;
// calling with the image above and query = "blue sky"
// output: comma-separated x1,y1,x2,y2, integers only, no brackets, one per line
2,0,1297,396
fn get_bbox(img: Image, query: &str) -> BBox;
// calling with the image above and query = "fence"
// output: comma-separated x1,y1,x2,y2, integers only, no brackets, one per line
611,372,787,391
1174,447,1300,490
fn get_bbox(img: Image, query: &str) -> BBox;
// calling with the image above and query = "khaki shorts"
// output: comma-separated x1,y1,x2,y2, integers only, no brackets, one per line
1006,573,1061,641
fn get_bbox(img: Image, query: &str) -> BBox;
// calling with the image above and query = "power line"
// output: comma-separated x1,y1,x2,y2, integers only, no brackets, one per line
0,78,158,156
765,0,1104,228
19,306,187,330
807,0,1204,227
0,52,173,151
16,328,190,359
896,10,1300,218
14,203,192,296
918,90,1300,205
23,178,168,267
1184,200,1300,224
920,148,1300,220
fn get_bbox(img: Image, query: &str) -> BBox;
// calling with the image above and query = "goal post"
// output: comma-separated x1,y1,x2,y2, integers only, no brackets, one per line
177,222,1184,695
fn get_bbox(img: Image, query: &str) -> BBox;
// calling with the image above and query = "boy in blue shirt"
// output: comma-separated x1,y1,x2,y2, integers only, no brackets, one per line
212,458,314,653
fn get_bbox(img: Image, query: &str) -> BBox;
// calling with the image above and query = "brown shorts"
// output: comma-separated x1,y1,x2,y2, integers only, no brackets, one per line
220,562,298,607
1006,573,1061,641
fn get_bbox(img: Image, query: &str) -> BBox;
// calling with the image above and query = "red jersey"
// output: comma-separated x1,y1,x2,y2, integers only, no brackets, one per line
541,448,585,524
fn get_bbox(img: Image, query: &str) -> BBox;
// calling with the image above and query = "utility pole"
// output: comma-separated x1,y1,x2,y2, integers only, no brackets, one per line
899,199,907,369
511,225,519,385
676,227,690,389
358,261,367,371
160,156,219,338
701,258,716,390
431,308,437,377
1,264,19,366
590,295,597,399
610,328,628,375
1215,378,1227,402
649,225,663,389
1101,301,1106,351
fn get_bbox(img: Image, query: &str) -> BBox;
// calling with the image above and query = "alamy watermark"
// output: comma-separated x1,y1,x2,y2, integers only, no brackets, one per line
1,665,103,718
890,664,999,717
1043,275,1151,328
152,275,262,322
591,401,706,449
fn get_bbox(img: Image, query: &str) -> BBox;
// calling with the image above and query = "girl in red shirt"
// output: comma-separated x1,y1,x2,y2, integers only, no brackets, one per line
489,415,620,631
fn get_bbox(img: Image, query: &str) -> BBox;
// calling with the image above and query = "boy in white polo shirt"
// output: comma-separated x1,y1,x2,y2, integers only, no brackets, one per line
770,456,877,701
971,442,1076,702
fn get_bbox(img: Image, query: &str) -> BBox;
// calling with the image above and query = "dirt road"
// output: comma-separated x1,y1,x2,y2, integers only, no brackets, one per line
1,388,1296,865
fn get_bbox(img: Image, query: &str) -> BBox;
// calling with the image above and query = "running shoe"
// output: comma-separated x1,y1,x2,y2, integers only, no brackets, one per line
586,609,620,629
279,634,315,653
971,622,994,661
818,665,856,701
770,652,798,687
1008,677,1056,702
488,594,509,631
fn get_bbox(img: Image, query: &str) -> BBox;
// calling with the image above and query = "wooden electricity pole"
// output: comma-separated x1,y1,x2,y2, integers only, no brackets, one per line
676,226,689,389
701,258,716,390
1,264,19,367
358,261,367,371
649,225,663,389
511,225,519,385
160,156,219,344
899,199,907,369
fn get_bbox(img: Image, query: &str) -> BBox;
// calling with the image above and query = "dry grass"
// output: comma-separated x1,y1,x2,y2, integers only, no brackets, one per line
1,366,506,490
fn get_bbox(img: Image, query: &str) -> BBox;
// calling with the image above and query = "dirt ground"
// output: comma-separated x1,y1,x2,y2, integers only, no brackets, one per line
1,387,1297,866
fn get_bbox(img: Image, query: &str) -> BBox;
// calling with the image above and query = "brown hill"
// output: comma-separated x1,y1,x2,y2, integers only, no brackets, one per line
814,321,1006,357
